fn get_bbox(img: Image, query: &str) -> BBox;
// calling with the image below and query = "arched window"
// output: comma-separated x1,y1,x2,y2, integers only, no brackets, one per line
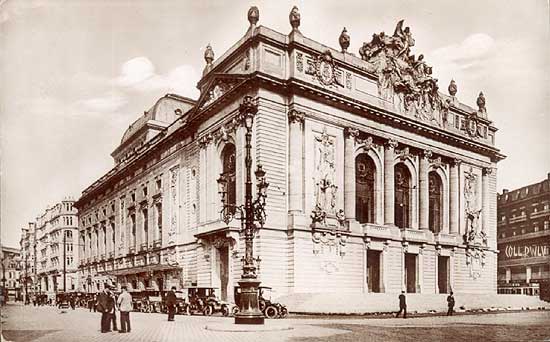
355,154,376,224
395,163,411,229
428,172,443,233
221,144,236,208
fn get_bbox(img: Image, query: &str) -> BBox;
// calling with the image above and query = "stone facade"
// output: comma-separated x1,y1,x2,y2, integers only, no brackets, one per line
497,174,550,295
33,199,79,297
1,245,22,301
19,222,37,302
76,8,504,300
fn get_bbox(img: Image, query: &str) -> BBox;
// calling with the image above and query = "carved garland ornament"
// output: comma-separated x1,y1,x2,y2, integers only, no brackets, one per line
305,50,342,87
168,166,179,245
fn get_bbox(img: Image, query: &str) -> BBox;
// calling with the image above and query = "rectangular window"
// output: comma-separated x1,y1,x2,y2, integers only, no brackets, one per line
156,203,162,241
143,209,149,245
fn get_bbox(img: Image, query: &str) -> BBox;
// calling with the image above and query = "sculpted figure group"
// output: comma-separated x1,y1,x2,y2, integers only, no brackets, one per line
359,20,450,127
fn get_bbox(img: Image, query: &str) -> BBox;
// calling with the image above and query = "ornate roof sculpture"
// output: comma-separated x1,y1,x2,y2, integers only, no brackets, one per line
359,20,486,129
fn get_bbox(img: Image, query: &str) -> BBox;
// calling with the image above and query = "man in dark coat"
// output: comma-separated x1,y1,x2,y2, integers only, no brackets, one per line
96,286,114,333
109,289,118,331
395,291,407,319
447,291,455,316
165,286,177,321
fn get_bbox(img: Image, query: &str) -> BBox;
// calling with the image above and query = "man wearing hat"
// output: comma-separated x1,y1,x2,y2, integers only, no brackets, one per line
96,284,114,333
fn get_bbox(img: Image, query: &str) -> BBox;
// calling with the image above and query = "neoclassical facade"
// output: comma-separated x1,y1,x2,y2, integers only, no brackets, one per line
33,199,79,296
76,7,503,300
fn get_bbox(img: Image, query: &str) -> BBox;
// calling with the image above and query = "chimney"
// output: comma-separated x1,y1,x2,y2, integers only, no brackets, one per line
502,189,509,193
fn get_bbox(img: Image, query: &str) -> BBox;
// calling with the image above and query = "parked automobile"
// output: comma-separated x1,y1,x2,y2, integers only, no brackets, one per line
130,289,163,313
233,286,288,319
56,293,70,310
184,287,231,316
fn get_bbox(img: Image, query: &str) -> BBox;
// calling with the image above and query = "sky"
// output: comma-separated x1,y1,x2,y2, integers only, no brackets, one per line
1,0,549,248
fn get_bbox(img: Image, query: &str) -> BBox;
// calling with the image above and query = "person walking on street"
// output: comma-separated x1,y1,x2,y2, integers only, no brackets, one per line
396,291,407,319
165,286,177,321
447,291,455,316
96,286,114,333
117,286,132,333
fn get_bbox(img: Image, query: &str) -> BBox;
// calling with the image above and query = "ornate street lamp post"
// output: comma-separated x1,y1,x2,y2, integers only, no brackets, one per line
217,96,268,325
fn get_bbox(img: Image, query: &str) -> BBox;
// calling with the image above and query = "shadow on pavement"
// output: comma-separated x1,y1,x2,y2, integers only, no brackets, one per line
3,330,60,342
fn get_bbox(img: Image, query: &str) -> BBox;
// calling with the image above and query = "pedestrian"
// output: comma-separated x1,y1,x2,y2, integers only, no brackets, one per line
96,286,114,333
70,295,75,310
165,286,177,321
447,291,455,316
117,286,132,334
396,291,407,319
109,289,118,331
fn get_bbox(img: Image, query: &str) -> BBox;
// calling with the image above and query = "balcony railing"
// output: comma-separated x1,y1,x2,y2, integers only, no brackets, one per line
530,208,550,219
498,229,550,243
508,215,527,224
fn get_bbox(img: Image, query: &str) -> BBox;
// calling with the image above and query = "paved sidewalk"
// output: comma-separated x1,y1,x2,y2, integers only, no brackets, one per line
0,305,347,342
2,304,549,342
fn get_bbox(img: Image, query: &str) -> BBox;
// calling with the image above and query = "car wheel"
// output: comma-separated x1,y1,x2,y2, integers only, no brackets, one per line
264,305,278,319
279,307,288,318
203,305,213,316
221,305,230,317
185,306,191,315
231,306,239,316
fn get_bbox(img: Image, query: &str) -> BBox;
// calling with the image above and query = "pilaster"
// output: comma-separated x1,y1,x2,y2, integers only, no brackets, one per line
449,159,461,235
344,127,359,224
384,139,398,226
419,150,431,230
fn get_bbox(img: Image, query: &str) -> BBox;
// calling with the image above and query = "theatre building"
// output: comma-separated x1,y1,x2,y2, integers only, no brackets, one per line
76,7,504,300
497,174,550,296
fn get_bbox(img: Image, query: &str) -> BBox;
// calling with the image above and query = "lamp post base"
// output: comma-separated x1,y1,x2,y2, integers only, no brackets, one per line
234,278,264,325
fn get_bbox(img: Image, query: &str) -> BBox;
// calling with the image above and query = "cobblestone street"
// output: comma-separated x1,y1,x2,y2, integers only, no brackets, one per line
2,304,550,342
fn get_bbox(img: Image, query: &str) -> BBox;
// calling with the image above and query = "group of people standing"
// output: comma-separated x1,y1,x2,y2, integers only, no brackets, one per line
396,291,456,318
95,285,132,333
95,285,179,333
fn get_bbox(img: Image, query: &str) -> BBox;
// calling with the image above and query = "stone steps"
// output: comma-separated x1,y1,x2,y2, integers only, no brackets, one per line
274,293,550,314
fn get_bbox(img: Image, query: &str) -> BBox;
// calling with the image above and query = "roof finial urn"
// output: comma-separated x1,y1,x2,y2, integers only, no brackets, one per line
477,91,486,114
204,44,214,73
289,6,301,31
339,27,350,53
247,6,259,27
448,79,457,97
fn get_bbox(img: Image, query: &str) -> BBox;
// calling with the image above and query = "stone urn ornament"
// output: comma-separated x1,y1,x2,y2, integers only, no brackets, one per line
289,6,301,31
247,6,259,27
339,27,350,53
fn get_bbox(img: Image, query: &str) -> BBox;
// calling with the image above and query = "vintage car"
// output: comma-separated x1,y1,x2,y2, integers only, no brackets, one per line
131,289,163,313
184,287,231,316
56,293,70,310
233,286,288,319
160,290,186,314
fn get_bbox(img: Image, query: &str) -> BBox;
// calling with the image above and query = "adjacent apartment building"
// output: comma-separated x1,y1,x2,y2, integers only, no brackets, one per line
34,199,79,297
1,245,22,302
497,174,550,295
20,222,37,302
75,6,504,301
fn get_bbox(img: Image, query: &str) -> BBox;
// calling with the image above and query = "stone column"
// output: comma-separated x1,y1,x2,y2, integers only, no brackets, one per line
384,139,398,225
288,110,305,213
449,159,461,235
482,167,492,235
419,150,432,230
198,138,208,224
344,127,359,221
